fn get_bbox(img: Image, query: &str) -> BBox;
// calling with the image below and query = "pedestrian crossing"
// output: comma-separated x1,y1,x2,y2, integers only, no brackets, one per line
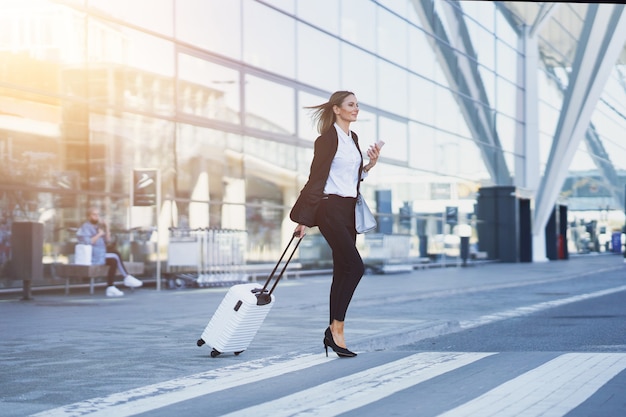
32,350,626,417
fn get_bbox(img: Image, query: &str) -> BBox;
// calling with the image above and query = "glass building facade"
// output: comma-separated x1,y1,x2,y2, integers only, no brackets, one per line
1,1,625,289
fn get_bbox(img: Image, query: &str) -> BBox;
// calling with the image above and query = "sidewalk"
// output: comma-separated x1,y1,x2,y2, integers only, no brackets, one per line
0,253,624,416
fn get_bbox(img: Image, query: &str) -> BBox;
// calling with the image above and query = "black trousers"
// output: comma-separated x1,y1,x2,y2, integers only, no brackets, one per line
317,194,365,324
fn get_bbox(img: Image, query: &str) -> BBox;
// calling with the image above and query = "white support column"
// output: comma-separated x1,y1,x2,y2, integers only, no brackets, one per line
532,4,626,247
189,172,210,229
516,26,546,262
222,178,246,230
516,26,540,192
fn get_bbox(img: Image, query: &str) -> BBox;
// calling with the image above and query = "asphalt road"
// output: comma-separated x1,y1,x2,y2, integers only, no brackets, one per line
1,254,625,416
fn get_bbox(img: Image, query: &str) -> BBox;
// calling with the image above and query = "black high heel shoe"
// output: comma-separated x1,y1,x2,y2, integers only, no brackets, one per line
324,327,357,358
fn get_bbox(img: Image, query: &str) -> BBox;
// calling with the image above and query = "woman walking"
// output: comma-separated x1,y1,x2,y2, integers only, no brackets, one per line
290,91,382,357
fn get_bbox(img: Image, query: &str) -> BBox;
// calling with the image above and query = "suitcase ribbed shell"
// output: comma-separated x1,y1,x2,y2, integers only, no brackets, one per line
200,283,274,354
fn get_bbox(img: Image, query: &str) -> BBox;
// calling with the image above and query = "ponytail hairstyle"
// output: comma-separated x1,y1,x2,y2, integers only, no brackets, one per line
305,90,355,135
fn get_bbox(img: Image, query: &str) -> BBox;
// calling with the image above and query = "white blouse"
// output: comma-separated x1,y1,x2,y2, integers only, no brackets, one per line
324,123,362,198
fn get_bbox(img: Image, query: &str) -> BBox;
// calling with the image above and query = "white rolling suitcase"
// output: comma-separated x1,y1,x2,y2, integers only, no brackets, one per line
196,234,302,357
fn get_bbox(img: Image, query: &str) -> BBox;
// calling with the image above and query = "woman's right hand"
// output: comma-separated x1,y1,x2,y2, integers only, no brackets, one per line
294,224,307,238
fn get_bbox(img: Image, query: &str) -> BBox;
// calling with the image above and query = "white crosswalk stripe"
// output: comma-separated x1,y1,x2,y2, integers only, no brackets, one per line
31,353,330,417
436,352,626,417
31,352,626,417
220,352,494,417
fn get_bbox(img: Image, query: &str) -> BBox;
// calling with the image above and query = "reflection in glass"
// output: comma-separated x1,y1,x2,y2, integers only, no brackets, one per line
379,116,408,162
0,2,86,93
340,0,376,51
378,60,408,117
243,1,295,78
297,23,340,91
88,20,175,116
410,122,435,172
244,136,297,172
87,0,173,36
377,7,408,67
175,0,241,60
341,44,376,106
297,0,339,35
262,0,295,14
409,26,437,80
245,75,295,135
178,54,240,123
496,40,519,84
89,112,175,196
298,91,326,141
353,109,377,151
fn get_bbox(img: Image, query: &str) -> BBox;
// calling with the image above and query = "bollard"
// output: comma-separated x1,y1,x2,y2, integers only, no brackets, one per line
460,236,470,266
11,222,44,301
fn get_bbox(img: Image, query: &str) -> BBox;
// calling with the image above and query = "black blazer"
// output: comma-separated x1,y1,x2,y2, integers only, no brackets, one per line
290,127,364,227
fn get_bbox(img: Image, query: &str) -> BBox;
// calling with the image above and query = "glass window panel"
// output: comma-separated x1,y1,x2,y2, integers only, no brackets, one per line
298,90,326,141
409,26,436,79
87,0,173,36
175,0,241,60
434,130,461,176
296,146,313,179
340,0,376,51
377,0,408,15
263,0,295,14
496,76,517,119
89,112,175,193
495,7,518,48
0,87,64,189
495,113,516,154
538,67,564,110
409,122,436,172
591,105,626,170
353,109,377,149
243,1,295,78
297,23,340,91
603,73,626,115
463,0,495,34
466,18,495,71
244,135,297,172
502,150,515,180
379,116,408,162
434,85,459,132
341,44,376,106
496,40,518,84
377,8,408,67
0,3,86,94
297,0,339,35
178,54,240,124
245,75,294,135
88,20,174,76
537,99,558,148
409,74,435,125
458,137,489,180
479,65,496,109
88,21,175,116
378,60,408,117
537,131,552,174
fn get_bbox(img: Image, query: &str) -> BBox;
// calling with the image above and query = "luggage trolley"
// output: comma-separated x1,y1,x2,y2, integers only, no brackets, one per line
197,228,248,286
167,227,248,288
166,227,203,288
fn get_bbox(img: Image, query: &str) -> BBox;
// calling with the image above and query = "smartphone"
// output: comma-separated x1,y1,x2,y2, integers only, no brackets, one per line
376,140,385,149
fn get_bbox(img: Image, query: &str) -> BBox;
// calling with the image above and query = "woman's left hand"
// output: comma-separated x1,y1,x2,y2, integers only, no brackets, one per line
364,141,383,172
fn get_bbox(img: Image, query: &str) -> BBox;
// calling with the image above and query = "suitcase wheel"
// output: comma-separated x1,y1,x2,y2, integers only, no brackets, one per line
234,351,244,356
196,339,205,347
210,349,221,358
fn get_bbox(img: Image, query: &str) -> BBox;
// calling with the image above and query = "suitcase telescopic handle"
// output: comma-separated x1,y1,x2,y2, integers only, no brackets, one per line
256,233,303,305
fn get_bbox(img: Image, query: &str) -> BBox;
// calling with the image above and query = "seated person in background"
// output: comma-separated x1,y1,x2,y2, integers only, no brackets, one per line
76,207,143,297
